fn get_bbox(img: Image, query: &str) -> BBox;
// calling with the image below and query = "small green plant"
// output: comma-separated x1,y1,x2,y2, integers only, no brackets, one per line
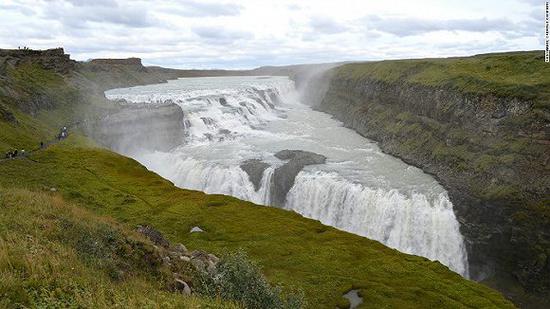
195,250,305,309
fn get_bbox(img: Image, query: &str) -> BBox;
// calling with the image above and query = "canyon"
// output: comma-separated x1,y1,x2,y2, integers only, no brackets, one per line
2,47,546,308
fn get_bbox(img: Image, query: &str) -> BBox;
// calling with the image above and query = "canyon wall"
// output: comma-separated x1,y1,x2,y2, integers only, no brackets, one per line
83,101,185,155
299,52,549,305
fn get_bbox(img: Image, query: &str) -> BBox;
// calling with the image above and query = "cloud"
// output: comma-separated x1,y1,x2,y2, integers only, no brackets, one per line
362,15,520,37
63,0,117,7
0,3,35,15
0,0,543,69
520,0,546,7
192,26,252,43
43,0,155,29
160,0,242,17
309,16,348,34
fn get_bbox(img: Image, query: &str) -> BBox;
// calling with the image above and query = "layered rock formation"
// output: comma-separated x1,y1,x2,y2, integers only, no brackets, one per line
0,48,80,117
0,48,76,74
90,58,143,66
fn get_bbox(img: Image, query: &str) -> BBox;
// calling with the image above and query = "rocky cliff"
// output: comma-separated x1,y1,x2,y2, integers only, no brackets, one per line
77,58,173,93
300,51,550,307
84,101,185,155
0,48,76,75
0,48,80,120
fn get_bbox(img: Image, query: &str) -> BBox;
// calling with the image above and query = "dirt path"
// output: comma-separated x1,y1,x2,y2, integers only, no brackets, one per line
0,121,82,164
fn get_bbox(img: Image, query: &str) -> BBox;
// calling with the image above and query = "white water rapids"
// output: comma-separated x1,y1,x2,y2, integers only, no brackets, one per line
106,76,469,276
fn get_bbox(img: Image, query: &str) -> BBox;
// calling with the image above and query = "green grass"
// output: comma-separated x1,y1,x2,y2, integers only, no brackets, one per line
337,51,550,104
0,136,515,308
0,63,83,153
0,186,236,308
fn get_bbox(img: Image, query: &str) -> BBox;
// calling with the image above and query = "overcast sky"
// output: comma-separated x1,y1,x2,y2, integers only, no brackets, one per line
0,0,545,69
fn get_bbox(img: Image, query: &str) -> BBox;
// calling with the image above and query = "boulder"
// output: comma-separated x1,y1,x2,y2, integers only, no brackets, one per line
190,226,204,233
174,279,192,295
174,243,188,254
136,224,170,248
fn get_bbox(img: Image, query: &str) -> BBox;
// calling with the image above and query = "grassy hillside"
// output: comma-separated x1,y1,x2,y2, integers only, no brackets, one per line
338,51,550,105
0,137,515,308
0,186,236,308
0,49,515,308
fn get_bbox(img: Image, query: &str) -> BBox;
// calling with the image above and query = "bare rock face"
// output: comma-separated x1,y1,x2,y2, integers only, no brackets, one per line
240,159,270,191
271,150,326,207
85,102,185,155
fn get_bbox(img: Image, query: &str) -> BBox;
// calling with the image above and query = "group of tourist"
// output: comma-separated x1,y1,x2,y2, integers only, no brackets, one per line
3,126,69,160
4,149,24,159
57,126,68,140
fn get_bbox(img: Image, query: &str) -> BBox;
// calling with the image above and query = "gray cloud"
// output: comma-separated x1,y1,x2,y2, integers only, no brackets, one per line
309,16,348,34
192,26,252,43
0,0,543,69
362,15,521,37
63,0,117,7
160,0,242,17
43,0,154,29
0,3,35,15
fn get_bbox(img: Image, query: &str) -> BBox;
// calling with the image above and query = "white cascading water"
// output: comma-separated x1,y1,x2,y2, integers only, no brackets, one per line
106,76,469,277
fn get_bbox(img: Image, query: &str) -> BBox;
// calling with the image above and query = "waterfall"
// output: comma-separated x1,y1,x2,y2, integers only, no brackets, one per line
106,76,469,277
286,171,468,276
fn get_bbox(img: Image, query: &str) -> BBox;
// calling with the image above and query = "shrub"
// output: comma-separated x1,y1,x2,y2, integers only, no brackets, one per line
195,250,305,309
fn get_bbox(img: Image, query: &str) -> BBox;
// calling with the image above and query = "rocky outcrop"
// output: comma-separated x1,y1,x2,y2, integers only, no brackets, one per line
77,58,165,92
0,103,16,123
271,150,326,207
137,224,170,248
90,58,143,66
239,151,327,206
299,67,549,305
85,101,185,155
0,48,80,117
135,224,220,296
240,159,270,191
0,48,76,74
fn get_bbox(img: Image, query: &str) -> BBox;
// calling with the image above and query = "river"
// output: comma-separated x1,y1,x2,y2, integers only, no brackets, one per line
105,75,469,276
